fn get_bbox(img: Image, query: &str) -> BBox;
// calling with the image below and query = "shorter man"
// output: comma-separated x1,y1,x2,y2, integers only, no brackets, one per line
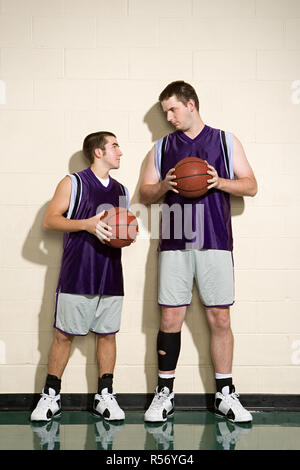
31,131,129,422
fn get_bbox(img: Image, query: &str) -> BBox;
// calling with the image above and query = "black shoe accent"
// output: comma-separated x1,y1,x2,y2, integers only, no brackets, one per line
46,409,53,419
92,400,101,417
226,409,235,421
162,409,167,419
215,398,222,409
103,408,110,419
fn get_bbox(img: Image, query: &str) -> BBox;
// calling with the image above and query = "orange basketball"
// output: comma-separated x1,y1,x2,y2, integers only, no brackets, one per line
101,207,138,248
174,156,210,198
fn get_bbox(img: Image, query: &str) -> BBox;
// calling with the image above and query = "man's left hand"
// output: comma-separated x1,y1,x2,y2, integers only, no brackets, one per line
206,163,220,190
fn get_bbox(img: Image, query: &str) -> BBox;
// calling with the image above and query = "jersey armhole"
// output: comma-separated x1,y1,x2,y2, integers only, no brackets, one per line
154,136,168,181
66,173,82,219
220,130,234,180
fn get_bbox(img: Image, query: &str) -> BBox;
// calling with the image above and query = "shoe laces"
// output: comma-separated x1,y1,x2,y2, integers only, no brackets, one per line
99,391,120,408
41,387,58,400
222,391,243,409
37,392,57,412
100,391,116,399
41,391,56,401
229,392,240,399
150,389,170,409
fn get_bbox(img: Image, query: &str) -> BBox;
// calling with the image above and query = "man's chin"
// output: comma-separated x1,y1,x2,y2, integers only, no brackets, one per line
175,125,188,132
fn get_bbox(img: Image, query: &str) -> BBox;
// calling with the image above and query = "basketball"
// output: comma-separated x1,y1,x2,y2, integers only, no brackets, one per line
101,207,138,248
174,156,210,198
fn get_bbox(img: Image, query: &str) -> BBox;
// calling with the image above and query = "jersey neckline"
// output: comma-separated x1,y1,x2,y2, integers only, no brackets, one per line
88,167,113,192
177,124,210,143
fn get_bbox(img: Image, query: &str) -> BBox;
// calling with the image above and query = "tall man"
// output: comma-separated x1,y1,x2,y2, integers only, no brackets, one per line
140,81,257,424
31,131,129,422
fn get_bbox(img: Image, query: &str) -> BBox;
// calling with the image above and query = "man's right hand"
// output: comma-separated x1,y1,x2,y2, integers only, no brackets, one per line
85,210,113,244
139,146,179,205
161,168,179,194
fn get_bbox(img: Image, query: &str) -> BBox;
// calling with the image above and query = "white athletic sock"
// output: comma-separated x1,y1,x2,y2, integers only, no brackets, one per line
158,373,175,379
215,373,232,380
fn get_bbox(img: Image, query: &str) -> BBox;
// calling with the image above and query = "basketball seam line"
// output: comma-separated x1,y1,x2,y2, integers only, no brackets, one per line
175,173,209,180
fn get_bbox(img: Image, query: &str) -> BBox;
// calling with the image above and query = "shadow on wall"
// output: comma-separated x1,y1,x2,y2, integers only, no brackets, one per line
131,101,245,397
22,151,99,395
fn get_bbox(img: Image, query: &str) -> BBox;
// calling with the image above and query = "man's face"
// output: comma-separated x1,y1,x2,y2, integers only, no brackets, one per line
161,95,193,132
102,136,123,169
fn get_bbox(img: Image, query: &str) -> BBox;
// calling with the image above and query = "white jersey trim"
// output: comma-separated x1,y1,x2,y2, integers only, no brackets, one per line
220,131,234,180
154,137,167,182
66,173,82,219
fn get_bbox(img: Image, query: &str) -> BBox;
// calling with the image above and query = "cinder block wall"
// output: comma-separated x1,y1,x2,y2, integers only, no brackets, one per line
0,0,300,395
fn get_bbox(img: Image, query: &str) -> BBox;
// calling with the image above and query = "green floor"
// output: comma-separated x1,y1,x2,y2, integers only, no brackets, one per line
0,410,300,450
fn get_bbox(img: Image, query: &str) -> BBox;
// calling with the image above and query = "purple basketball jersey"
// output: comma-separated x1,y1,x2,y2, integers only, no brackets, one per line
156,125,234,251
56,167,128,296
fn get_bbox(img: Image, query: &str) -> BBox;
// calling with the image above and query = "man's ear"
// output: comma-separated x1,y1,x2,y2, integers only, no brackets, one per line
94,148,103,159
187,99,195,112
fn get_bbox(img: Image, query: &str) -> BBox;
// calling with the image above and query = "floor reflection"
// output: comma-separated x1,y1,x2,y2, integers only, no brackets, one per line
0,411,299,450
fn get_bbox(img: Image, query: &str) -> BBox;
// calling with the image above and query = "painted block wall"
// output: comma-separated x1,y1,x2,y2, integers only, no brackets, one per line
0,0,300,394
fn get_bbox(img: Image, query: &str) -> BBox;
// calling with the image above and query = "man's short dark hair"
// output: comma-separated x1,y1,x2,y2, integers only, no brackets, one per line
82,131,116,164
159,81,199,111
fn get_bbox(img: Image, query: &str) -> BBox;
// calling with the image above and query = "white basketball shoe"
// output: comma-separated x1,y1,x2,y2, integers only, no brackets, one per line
144,387,175,423
30,388,62,422
214,387,253,423
93,388,125,421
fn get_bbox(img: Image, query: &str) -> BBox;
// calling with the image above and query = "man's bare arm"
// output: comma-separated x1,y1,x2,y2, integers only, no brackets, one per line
207,136,257,197
43,176,112,241
139,146,178,205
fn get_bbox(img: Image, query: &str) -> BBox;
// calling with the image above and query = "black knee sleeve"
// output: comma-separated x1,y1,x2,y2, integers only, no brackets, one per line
157,330,181,371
